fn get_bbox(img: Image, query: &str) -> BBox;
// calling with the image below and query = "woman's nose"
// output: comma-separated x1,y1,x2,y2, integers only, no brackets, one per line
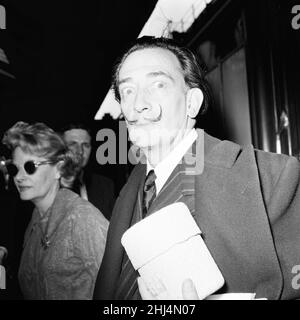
15,167,26,182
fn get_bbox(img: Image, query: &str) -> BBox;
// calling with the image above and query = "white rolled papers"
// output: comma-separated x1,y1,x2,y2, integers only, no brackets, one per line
121,202,224,299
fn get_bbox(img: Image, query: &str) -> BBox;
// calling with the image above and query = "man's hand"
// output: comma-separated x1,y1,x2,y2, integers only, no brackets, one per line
181,278,199,300
137,276,199,300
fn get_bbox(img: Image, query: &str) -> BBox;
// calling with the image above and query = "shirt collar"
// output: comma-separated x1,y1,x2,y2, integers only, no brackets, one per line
147,128,200,194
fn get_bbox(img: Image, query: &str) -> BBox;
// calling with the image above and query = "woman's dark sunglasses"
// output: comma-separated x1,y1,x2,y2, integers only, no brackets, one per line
6,160,55,177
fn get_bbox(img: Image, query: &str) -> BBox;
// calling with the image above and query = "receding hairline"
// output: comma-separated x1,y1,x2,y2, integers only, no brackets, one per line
117,47,185,82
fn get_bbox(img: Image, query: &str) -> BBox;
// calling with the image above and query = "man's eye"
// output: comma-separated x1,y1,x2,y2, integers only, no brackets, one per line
153,81,165,89
67,143,76,148
121,87,134,97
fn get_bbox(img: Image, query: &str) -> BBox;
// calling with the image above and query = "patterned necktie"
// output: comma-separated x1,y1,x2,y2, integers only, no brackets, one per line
142,169,157,218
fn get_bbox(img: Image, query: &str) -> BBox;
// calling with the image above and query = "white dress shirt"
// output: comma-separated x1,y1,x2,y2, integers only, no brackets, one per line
147,128,203,195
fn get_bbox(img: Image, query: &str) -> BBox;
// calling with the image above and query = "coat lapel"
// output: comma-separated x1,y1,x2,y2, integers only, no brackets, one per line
94,164,146,299
193,133,283,299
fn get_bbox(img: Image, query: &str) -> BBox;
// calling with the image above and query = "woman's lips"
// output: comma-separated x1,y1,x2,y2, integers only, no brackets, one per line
18,186,32,192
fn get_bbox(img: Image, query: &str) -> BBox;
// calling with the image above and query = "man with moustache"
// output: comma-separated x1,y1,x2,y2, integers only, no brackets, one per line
93,37,300,300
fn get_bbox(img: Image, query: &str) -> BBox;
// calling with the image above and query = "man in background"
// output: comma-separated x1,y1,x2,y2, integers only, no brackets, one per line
62,123,115,220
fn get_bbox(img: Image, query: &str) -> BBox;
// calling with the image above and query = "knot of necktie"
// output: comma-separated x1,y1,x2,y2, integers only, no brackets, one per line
142,169,157,218
144,170,156,191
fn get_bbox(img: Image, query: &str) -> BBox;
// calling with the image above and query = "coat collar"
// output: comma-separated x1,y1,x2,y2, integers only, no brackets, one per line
204,132,242,169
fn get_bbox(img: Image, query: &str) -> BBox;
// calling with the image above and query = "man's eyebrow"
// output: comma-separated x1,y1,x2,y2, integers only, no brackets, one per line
147,71,175,82
118,71,175,86
118,77,132,86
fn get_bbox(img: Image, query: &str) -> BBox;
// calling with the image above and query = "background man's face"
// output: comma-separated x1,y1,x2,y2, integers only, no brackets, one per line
118,47,189,152
63,128,92,168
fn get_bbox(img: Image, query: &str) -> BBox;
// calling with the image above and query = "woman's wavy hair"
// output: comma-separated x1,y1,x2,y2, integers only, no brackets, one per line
112,36,212,116
2,121,81,187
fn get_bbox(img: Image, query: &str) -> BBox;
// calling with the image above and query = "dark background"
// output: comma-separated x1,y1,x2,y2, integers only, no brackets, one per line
0,0,158,299
0,0,157,130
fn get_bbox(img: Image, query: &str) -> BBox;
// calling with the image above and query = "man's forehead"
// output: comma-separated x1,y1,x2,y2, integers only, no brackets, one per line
119,47,182,78
64,128,91,142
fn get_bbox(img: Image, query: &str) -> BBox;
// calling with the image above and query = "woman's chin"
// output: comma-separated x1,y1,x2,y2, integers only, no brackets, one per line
19,190,33,201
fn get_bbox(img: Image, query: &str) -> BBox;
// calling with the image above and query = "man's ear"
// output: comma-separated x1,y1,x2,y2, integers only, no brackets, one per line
186,88,204,119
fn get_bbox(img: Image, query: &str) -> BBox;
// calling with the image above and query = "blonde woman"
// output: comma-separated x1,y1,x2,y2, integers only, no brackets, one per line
2,122,108,299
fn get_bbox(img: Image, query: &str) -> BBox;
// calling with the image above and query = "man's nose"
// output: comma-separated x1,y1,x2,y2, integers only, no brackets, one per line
74,144,84,155
79,145,84,155
133,89,151,113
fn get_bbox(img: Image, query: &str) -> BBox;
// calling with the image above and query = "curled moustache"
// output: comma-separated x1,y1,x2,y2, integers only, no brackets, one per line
125,104,162,125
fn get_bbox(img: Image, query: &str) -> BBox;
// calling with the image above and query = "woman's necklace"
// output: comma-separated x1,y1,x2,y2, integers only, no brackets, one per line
40,214,52,250
41,234,51,249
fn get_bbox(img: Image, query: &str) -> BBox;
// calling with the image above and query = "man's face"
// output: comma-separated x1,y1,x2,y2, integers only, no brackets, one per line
63,128,92,168
118,47,190,152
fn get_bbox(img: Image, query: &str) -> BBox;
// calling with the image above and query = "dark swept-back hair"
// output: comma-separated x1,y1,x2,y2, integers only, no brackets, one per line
2,121,81,187
112,36,212,115
61,122,92,138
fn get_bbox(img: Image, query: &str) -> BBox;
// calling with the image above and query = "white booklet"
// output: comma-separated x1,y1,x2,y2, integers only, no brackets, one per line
206,293,257,300
121,202,225,299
